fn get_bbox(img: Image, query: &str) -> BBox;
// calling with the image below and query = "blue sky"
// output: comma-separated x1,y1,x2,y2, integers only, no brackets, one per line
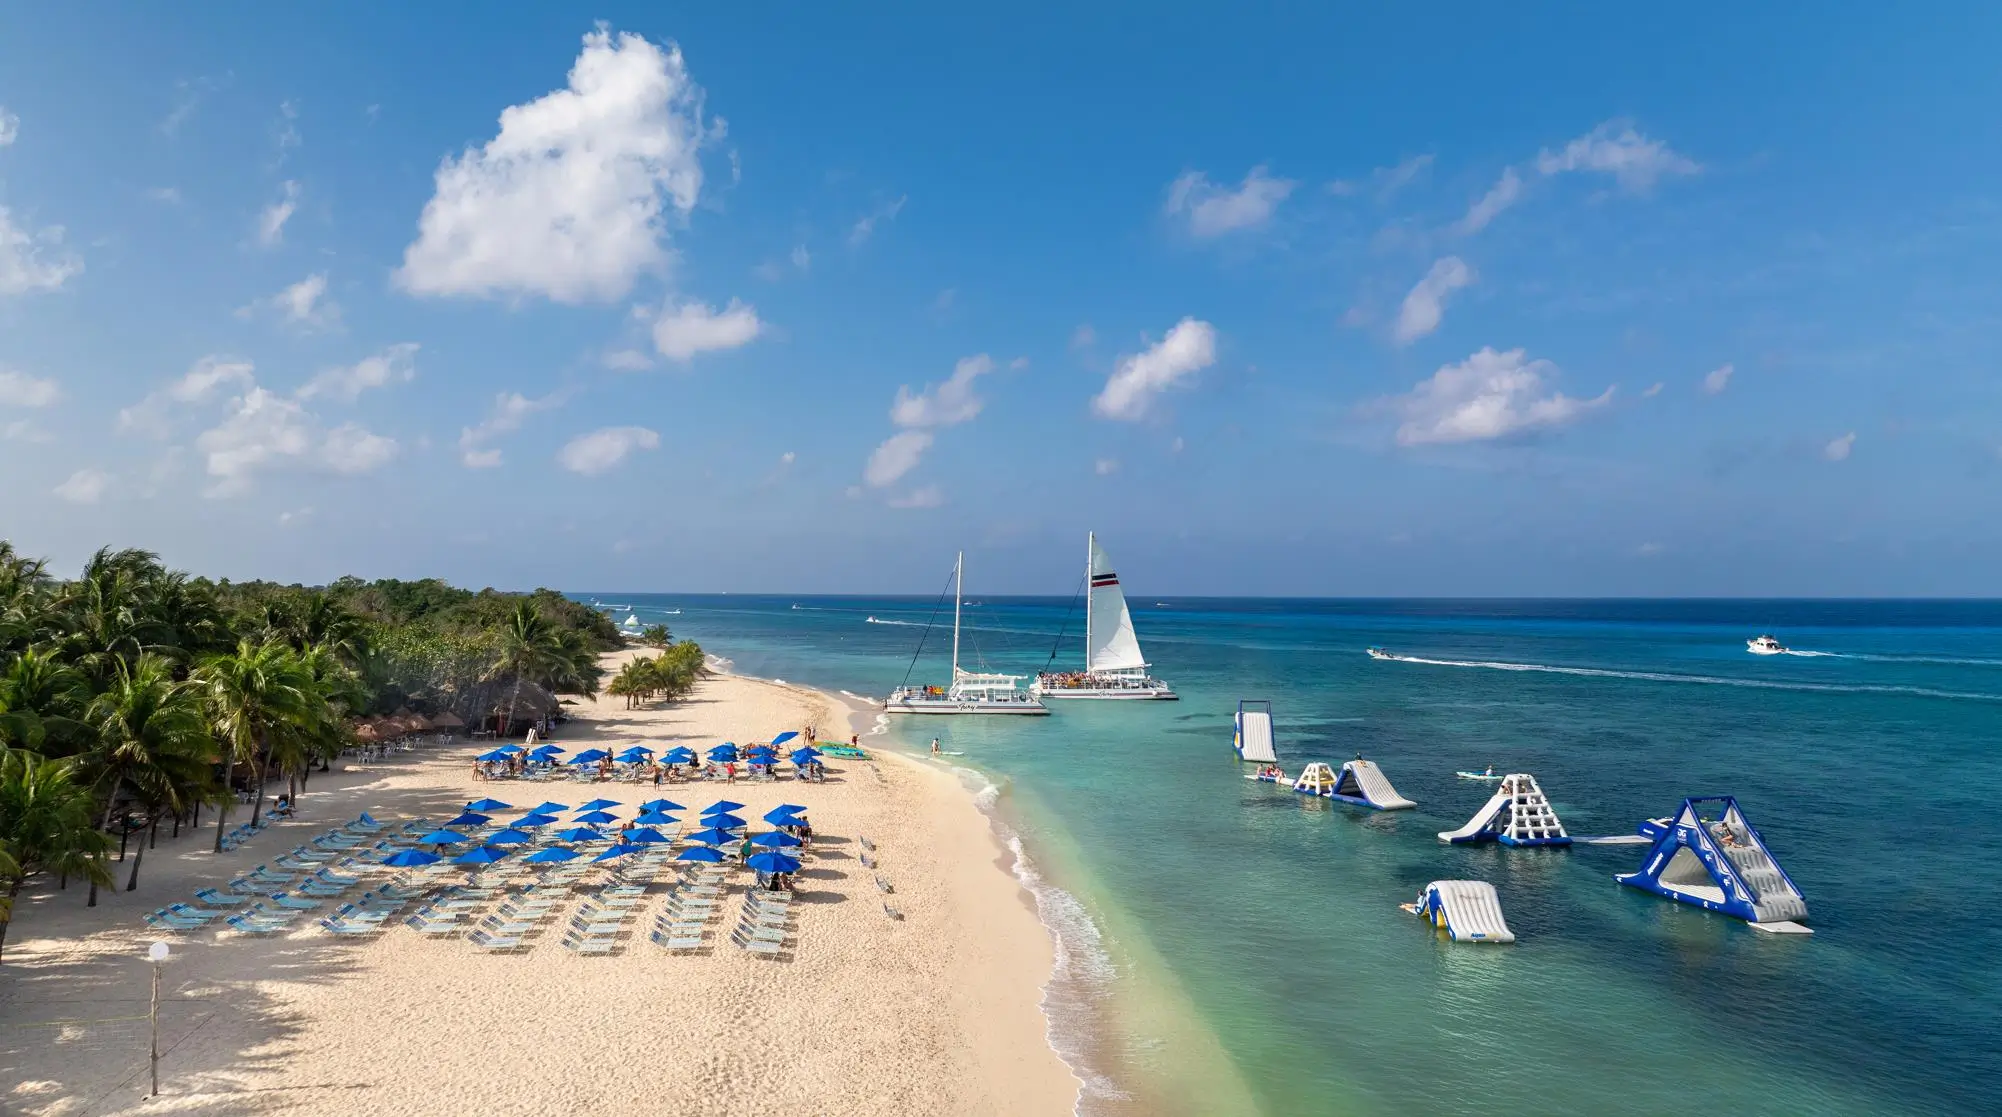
1,5,1998,596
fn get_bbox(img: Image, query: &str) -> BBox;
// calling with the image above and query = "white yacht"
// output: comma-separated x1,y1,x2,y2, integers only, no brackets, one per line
886,552,1049,716
1747,634,1787,656
1032,533,1177,700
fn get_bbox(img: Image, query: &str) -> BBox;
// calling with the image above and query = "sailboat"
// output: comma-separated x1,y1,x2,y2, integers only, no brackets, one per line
1033,533,1177,700
885,552,1049,716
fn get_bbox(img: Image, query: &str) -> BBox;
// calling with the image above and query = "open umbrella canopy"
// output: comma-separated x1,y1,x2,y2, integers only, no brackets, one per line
750,831,802,848
662,748,697,763
675,846,726,863
532,801,570,814
452,844,510,865
381,848,441,867
707,745,739,761
414,828,469,845
744,750,778,762
705,813,748,830
591,843,642,862
475,748,513,762
555,826,607,842
768,804,809,820
523,847,580,863
746,851,802,874
683,826,736,846
617,745,654,757
530,745,563,757
571,749,611,764
574,810,618,825
633,810,679,826
578,798,620,811
513,813,559,828
445,811,491,828
485,828,535,845
496,744,525,754
789,747,821,762
771,730,800,746
465,798,512,812
624,827,668,844
702,800,746,814
639,799,684,813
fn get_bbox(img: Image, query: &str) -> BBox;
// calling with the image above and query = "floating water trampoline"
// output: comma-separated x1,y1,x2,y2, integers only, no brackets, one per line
1439,773,1570,847
1616,796,1811,934
1403,880,1515,943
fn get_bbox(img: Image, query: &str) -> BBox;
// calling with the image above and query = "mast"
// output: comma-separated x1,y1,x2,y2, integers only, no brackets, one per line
952,550,963,679
1083,531,1094,672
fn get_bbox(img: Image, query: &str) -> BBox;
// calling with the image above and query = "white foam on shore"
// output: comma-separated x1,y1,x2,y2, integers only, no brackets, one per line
704,653,735,672
1003,829,1129,1112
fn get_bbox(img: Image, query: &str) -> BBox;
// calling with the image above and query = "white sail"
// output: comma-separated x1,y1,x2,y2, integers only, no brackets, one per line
1085,534,1146,672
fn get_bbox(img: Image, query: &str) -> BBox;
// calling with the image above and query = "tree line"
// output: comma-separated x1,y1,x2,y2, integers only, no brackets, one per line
0,542,696,959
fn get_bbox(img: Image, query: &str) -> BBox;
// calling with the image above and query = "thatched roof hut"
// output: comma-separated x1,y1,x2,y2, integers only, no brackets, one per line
429,711,466,730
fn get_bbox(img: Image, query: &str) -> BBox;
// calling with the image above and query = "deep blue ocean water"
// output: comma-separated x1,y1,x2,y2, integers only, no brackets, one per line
583,594,2002,1117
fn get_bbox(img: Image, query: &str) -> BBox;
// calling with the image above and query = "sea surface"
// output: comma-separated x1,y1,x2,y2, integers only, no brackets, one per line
581,594,2002,1117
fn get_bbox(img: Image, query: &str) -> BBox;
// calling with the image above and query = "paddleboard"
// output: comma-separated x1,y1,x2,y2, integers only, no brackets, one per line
1455,770,1503,781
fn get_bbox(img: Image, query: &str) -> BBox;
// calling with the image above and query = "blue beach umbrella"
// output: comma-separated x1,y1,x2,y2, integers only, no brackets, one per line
591,843,641,862
497,744,525,754
578,798,620,811
475,748,513,762
745,851,802,874
771,731,799,746
574,810,618,825
571,749,610,764
763,807,804,826
530,745,563,758
532,801,570,814
414,828,468,845
702,800,745,815
639,798,683,812
523,847,580,864
445,811,491,828
485,828,534,845
675,846,725,863
770,804,809,818
789,747,821,761
707,745,739,762
513,813,559,828
662,748,696,763
624,827,668,844
452,844,510,866
633,810,678,826
683,826,736,846
750,831,802,848
616,746,653,759
555,826,607,843
465,798,511,812
705,813,748,830
381,848,441,867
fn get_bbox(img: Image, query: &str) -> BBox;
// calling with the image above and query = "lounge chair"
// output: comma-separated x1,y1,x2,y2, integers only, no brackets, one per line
874,875,895,893
194,888,254,906
269,893,321,910
882,901,904,921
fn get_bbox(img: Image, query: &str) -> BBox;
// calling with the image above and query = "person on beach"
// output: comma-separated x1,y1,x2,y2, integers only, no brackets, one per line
652,763,664,787
931,737,940,755
725,761,736,783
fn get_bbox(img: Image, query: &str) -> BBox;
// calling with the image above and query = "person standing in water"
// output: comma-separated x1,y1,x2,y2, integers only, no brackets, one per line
930,737,940,755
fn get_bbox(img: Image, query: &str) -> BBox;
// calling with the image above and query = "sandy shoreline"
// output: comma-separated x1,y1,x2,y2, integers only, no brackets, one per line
0,652,1078,1116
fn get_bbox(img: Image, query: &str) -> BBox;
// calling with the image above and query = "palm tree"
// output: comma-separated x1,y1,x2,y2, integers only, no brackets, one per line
0,748,114,961
80,655,214,897
55,547,171,687
193,640,313,844
490,603,565,738
0,649,91,758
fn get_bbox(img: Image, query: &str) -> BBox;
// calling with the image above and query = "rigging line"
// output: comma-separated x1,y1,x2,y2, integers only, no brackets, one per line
1042,572,1087,671
896,565,960,691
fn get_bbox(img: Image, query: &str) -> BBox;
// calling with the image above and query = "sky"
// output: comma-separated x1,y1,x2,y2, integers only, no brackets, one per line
1,4,1999,597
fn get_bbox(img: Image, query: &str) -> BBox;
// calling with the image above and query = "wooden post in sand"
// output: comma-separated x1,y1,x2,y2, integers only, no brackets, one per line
147,941,169,1097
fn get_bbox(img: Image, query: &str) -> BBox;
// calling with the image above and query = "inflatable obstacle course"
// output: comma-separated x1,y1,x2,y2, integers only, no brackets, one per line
1438,773,1571,846
1405,880,1515,943
1284,759,1416,810
1615,796,1810,933
1233,700,1277,764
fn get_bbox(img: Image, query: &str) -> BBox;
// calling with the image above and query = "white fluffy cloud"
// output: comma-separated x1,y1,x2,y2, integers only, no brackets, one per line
886,484,942,509
649,298,762,360
298,343,419,402
258,181,300,247
397,28,713,304
117,355,255,434
0,205,82,295
890,355,992,427
0,108,17,147
459,389,564,467
0,368,60,408
1536,120,1699,191
864,429,934,488
53,468,108,504
1164,166,1296,237
1394,257,1476,344
243,272,340,329
559,425,660,474
1094,458,1119,476
1824,432,1856,461
1702,362,1734,395
1092,318,1217,421
848,196,906,246
1457,167,1522,234
1391,346,1613,446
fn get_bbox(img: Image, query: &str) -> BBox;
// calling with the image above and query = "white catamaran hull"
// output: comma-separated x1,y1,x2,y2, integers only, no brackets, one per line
885,698,1051,715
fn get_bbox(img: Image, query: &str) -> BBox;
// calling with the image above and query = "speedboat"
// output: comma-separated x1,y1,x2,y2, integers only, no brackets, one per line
1747,635,1786,655
1366,647,1392,660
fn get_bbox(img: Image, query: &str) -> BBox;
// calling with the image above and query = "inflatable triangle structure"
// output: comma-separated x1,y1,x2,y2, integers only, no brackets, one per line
1438,773,1570,846
1615,797,1810,930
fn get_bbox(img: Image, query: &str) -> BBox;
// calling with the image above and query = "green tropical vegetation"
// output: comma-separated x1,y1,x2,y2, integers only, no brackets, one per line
0,540,686,960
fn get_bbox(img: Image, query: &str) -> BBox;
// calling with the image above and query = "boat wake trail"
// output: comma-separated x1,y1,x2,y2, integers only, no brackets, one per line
1785,648,2002,667
864,616,921,626
1378,653,2002,702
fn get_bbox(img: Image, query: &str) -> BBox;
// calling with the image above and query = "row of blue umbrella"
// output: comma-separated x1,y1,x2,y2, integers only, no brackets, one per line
474,733,817,768
379,798,808,872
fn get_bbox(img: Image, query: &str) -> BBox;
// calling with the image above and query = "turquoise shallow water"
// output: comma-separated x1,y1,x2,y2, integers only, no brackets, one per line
586,595,2002,1117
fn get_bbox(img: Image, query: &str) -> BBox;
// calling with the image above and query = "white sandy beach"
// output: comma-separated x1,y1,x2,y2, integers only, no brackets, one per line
0,653,1077,1116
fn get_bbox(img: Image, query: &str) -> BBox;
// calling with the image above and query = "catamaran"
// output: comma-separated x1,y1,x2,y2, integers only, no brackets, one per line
1032,533,1177,700
885,552,1049,716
